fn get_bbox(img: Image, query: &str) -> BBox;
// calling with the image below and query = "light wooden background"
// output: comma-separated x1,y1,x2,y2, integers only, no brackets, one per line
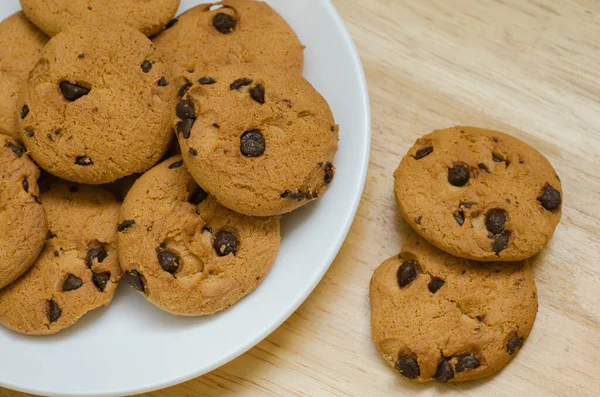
3,0,600,396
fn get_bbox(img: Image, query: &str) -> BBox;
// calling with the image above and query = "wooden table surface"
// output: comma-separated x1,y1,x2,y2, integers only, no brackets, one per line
3,0,600,396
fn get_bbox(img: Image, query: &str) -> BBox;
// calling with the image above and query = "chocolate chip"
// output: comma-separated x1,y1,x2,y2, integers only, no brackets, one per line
177,118,195,139
324,162,334,185
230,78,252,90
397,260,418,288
92,272,111,292
240,129,265,157
46,231,56,240
476,314,486,321
492,231,511,254
538,184,561,211
198,76,216,85
22,178,29,192
478,163,490,173
53,250,59,257
214,231,239,256
78,53,85,59
75,156,93,166
485,209,507,234
414,146,433,160
141,60,152,73
178,82,192,98
188,147,198,156
414,216,422,225
250,83,265,104
455,355,480,372
459,201,472,209
435,359,454,383
428,277,445,294
20,105,29,119
33,195,41,204
492,152,505,162
59,81,90,101
126,270,145,292
118,219,135,232
86,247,107,268
69,185,79,193
47,133,53,141
395,356,420,379
48,299,61,323
55,129,62,135
189,187,208,205
448,164,470,186
213,13,237,34
281,190,306,200
165,18,178,29
169,160,184,169
507,334,524,355
62,274,83,291
6,142,25,157
331,125,336,132
24,128,34,138
157,250,180,274
213,123,220,128
176,99,196,120
157,77,169,86
453,210,465,226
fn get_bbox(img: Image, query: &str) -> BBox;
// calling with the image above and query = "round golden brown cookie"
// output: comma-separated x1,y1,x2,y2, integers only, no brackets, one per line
19,0,180,37
153,0,304,91
0,135,47,290
370,235,538,383
394,126,562,261
0,180,122,335
0,12,48,139
174,63,338,216
118,156,281,316
19,21,178,185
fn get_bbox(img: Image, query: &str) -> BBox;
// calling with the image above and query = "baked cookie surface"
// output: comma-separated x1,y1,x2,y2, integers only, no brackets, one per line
175,63,338,216
0,12,48,139
0,135,47,289
20,0,180,37
118,156,281,316
153,0,304,91
19,21,178,184
0,180,122,335
394,126,562,261
370,235,538,383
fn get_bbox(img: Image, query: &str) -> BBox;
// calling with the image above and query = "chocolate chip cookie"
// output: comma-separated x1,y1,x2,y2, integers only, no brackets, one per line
394,126,562,261
19,20,178,184
0,180,122,335
0,12,48,139
370,235,538,383
118,156,281,316
175,63,338,216
20,0,180,37
153,0,304,92
0,135,47,289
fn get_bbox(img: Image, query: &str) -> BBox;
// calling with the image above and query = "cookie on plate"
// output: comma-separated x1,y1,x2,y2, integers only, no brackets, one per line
175,63,338,216
0,12,48,139
370,235,538,383
0,181,122,335
118,156,281,316
19,21,178,184
0,135,47,290
20,0,180,37
394,126,562,261
153,0,304,92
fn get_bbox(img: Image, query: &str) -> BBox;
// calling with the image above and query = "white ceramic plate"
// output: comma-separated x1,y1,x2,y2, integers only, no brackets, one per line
0,1,370,395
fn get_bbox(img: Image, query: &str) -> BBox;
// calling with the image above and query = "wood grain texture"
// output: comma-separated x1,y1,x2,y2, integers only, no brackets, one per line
2,0,599,396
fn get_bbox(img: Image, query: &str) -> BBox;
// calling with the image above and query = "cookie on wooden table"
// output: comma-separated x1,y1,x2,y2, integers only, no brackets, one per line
370,235,538,383
153,0,304,93
118,156,281,316
0,12,48,139
394,126,562,261
19,21,178,184
175,63,338,216
19,0,180,37
0,181,122,335
0,135,47,290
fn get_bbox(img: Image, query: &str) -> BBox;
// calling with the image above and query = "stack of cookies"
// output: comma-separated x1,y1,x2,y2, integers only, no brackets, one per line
370,126,562,383
0,0,339,335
